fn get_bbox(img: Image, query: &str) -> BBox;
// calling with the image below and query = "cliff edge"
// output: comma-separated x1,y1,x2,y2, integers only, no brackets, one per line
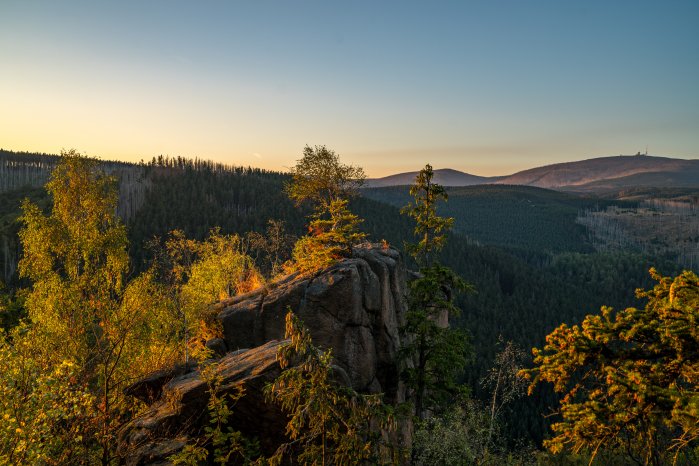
118,244,411,464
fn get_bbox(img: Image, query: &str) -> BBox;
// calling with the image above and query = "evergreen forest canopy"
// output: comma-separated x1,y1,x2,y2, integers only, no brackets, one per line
0,148,696,465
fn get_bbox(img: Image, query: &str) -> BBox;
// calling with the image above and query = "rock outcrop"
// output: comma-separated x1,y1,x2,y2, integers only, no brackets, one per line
217,244,409,402
118,244,410,464
118,341,287,465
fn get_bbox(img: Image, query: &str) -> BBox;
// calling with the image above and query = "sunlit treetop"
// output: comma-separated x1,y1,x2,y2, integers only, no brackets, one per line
285,145,365,209
401,163,454,266
521,268,699,465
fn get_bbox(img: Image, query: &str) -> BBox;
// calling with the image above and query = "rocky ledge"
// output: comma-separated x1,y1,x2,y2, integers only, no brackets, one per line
118,244,411,465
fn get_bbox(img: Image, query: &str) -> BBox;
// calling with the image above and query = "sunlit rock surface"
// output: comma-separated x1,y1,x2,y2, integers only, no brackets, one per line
118,244,411,465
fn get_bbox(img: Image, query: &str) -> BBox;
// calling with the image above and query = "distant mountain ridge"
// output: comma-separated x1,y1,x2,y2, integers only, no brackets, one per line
495,155,699,189
366,155,699,191
365,168,502,188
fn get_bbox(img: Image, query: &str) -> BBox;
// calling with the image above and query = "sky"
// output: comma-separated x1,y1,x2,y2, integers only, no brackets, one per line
1,1,698,177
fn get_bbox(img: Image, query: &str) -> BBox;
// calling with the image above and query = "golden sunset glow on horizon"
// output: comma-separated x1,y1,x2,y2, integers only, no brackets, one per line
1,1,697,177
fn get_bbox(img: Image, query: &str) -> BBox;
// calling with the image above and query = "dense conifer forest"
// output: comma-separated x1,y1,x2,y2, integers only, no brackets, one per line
0,149,696,464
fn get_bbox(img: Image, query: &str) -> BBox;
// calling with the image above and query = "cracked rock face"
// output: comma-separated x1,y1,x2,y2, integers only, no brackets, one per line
118,340,287,465
218,244,409,402
118,244,410,464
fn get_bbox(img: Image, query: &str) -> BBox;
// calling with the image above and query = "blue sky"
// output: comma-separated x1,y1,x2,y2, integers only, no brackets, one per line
1,0,697,176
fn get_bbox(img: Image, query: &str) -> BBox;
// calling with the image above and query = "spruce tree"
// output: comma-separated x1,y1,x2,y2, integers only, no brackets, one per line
400,164,473,420
522,269,699,465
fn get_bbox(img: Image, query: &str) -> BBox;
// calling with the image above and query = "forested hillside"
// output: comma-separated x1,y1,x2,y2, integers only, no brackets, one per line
0,149,150,221
0,187,47,284
362,184,630,256
578,199,699,269
128,157,305,268
0,150,690,460
0,150,58,192
353,194,675,443
0,151,302,282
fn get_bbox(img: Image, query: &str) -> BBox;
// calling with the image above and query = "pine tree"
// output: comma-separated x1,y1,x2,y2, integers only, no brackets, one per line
400,163,453,267
400,164,473,420
522,268,699,465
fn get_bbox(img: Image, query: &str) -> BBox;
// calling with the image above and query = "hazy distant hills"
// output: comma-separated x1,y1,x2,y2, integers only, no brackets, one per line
366,155,699,191
563,167,699,193
495,155,699,189
365,168,502,188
